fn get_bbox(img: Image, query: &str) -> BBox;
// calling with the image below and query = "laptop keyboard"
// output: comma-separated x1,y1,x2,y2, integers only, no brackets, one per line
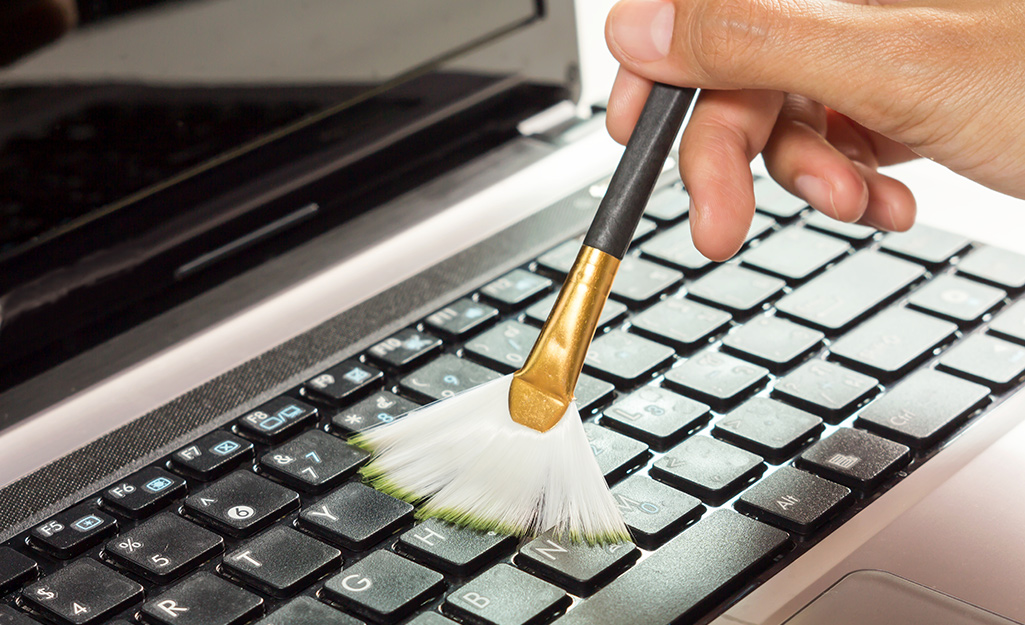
4,174,1025,624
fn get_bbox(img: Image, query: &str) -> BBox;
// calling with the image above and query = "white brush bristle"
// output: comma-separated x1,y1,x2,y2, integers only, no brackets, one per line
353,374,629,544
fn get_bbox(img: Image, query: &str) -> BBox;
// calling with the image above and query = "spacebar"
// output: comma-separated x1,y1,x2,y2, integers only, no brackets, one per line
554,511,789,625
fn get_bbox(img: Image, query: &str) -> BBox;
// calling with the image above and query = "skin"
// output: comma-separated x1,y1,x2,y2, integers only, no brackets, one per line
0,0,76,66
604,0,1025,261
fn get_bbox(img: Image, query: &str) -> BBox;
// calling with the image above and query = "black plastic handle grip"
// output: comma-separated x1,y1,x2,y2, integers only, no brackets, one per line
583,83,696,259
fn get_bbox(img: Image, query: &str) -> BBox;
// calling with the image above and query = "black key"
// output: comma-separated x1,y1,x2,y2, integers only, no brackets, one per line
554,511,788,625
443,563,570,625
425,298,499,338
407,615,458,625
829,308,957,380
609,256,682,307
255,597,362,625
686,265,785,315
30,506,117,559
857,369,990,449
574,373,615,413
804,211,876,243
322,550,445,623
525,293,627,331
0,547,37,595
332,391,421,435
141,572,263,625
303,359,383,406
797,428,910,491
644,185,690,222
516,530,639,596
236,397,317,444
464,320,540,373
776,251,925,334
713,397,823,463
397,519,515,576
583,330,674,385
183,471,299,537
663,349,768,411
773,360,878,423
610,474,703,549
602,385,710,451
906,274,1005,325
260,430,368,492
956,245,1025,290
741,226,849,282
0,605,39,625
299,482,413,551
479,269,552,309
584,423,650,485
223,526,340,596
651,436,764,505
937,334,1025,390
106,513,222,583
536,240,581,276
721,315,824,372
639,221,714,273
879,224,970,266
400,355,501,403
171,431,253,481
102,467,186,518
989,301,1025,344
23,559,143,625
368,329,443,370
629,297,731,351
753,177,807,219
736,466,851,535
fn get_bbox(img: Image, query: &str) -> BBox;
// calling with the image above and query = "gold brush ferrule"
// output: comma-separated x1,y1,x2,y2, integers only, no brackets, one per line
509,245,620,432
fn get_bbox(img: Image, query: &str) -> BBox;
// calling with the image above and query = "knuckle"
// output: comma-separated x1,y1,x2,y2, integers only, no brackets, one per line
683,0,786,84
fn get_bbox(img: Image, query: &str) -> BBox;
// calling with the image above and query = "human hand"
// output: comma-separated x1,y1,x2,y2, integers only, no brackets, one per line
1,0,76,67
604,0,1025,261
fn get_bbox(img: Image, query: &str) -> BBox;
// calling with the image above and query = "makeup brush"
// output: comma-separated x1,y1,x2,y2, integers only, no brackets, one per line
353,83,697,543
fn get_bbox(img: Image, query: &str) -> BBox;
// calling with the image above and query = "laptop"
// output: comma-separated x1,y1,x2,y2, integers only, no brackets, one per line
2,1,1025,624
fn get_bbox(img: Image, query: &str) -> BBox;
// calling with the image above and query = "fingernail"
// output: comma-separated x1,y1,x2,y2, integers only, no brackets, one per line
609,0,675,62
794,175,838,220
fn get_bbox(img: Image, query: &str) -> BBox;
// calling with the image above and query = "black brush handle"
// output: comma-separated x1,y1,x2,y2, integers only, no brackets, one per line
583,83,696,259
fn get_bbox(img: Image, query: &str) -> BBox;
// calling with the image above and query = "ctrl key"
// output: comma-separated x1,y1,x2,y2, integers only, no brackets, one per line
141,572,263,625
23,559,143,624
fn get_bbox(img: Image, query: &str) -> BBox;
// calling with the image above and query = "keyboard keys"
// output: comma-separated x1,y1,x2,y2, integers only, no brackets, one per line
444,563,570,625
397,519,515,576
407,615,458,625
639,221,714,274
651,436,764,504
23,559,143,625
102,467,186,518
601,385,710,451
0,547,38,595
745,213,777,242
663,349,768,411
686,265,785,315
368,329,443,370
937,334,1025,390
583,330,675,385
223,527,340,596
30,506,117,559
255,596,362,625
171,432,253,481
464,320,540,373
183,471,299,537
141,572,263,625
573,373,615,413
105,513,222,583
553,511,788,625
713,397,823,463
828,308,957,380
610,475,703,549
956,245,1025,290
303,359,383,405
906,274,1005,325
332,391,421,435
721,314,824,372
804,211,876,243
322,550,445,623
479,269,551,309
299,482,413,551
629,297,731,351
609,256,683,307
644,185,690,222
516,530,639,596
753,177,807,219
584,423,650,485
236,397,317,444
0,605,39,625
879,224,970,266
525,293,627,331
989,301,1025,344
400,355,501,403
736,466,851,535
772,360,878,423
535,240,580,276
425,298,499,338
260,430,368,492
797,428,910,491
776,251,924,334
857,369,990,449
741,226,849,282
632,218,658,243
